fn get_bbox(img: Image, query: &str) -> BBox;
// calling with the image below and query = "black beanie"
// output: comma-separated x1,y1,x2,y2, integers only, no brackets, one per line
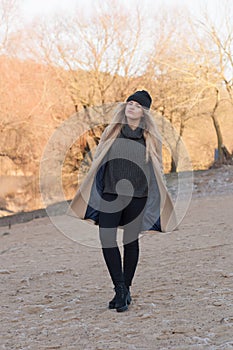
126,90,152,109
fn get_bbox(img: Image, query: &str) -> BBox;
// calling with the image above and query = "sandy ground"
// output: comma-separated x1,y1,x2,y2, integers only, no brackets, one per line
1,190,233,349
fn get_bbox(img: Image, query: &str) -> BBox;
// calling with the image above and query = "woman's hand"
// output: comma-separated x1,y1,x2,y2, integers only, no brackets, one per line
85,218,96,225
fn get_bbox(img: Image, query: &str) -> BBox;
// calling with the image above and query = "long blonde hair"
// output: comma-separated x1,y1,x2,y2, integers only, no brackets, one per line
96,102,163,166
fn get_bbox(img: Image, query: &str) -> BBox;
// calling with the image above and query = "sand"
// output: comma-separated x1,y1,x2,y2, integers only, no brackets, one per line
1,191,233,349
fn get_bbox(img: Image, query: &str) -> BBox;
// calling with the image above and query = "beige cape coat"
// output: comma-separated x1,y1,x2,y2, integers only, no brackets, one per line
68,125,178,233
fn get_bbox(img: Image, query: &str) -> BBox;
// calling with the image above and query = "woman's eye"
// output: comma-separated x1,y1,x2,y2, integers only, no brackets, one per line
127,102,141,109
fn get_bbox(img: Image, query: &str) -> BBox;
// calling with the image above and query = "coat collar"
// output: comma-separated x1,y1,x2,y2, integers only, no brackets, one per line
121,123,143,139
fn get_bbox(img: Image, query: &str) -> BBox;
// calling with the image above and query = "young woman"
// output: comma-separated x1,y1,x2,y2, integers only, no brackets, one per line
69,90,177,312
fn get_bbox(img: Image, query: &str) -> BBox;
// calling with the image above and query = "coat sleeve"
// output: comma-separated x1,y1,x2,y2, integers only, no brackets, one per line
92,125,111,161
157,139,163,173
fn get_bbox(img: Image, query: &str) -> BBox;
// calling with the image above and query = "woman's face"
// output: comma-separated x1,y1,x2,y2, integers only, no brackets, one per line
125,100,143,121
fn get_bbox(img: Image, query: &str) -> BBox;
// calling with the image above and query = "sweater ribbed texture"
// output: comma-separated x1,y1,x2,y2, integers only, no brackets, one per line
103,124,150,197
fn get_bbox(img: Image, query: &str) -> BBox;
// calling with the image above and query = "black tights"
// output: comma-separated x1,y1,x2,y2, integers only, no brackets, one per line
102,240,139,287
99,193,147,287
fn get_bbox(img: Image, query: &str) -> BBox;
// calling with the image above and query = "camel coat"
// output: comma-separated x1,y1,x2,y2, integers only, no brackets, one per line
68,126,178,233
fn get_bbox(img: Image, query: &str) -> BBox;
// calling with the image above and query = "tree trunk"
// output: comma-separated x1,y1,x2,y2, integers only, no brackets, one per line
170,117,185,173
211,113,224,162
170,157,177,172
210,89,224,162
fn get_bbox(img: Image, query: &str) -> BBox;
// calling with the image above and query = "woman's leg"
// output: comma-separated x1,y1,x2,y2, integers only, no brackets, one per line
122,197,147,289
99,193,130,311
123,239,139,289
99,193,124,286
100,235,124,286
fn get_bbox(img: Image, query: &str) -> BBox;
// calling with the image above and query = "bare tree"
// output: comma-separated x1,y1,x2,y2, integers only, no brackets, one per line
195,1,233,162
199,1,233,102
0,0,21,55
20,0,146,180
146,9,208,172
23,0,145,122
146,4,233,170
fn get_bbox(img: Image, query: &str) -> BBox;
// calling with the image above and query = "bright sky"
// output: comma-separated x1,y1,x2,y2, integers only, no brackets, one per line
20,0,223,23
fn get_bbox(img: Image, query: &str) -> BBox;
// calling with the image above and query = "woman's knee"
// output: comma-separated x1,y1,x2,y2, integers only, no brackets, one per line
123,238,139,250
99,227,118,248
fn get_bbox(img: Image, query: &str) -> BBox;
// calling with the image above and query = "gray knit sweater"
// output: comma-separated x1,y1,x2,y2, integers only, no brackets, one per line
103,124,150,197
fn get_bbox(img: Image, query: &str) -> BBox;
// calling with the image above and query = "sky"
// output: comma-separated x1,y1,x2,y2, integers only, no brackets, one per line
20,0,224,23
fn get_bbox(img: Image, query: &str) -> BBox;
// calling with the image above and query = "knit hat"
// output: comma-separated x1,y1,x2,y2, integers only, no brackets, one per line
126,90,152,109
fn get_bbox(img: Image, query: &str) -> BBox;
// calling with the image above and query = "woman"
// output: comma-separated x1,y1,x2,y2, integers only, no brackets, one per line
69,90,177,312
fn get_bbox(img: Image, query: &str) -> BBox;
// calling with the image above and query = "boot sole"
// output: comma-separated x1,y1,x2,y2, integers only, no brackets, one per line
109,294,131,309
116,304,128,312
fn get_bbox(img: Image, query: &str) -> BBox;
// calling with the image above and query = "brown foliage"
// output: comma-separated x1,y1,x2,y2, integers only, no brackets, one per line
1,1,233,215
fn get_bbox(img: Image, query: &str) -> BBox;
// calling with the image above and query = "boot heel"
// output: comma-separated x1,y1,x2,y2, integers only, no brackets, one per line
115,283,129,312
116,303,128,312
127,291,131,305
109,289,131,309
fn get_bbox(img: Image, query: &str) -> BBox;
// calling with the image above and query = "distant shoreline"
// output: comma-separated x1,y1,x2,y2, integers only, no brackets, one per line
1,165,232,228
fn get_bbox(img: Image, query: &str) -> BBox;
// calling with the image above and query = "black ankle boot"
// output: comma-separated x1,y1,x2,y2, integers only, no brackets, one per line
114,283,129,312
126,286,132,305
108,287,131,309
